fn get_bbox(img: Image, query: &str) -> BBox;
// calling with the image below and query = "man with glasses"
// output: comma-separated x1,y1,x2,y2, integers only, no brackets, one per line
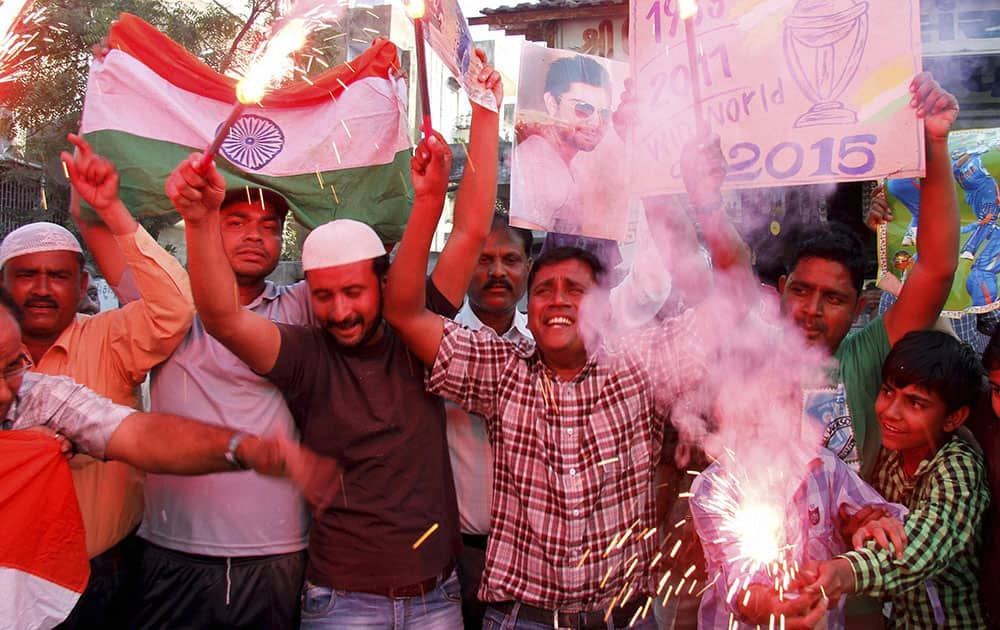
0,134,194,628
0,286,295,627
512,54,615,235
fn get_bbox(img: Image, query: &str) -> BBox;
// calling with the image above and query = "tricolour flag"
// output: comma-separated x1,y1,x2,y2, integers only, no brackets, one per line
0,431,89,630
80,14,414,242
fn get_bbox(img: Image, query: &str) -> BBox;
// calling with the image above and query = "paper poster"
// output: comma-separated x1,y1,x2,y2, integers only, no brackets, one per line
510,44,630,240
628,0,925,195
879,128,1000,316
419,0,498,112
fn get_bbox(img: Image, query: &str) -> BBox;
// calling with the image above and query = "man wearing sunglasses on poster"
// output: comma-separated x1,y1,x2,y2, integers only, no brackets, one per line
513,54,616,234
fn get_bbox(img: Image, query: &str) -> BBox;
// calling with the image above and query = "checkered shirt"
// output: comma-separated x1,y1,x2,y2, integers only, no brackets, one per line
427,310,707,611
691,449,906,630
841,436,988,629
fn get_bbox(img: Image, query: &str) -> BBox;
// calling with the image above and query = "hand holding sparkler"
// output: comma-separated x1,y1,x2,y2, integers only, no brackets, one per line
738,584,827,630
166,153,227,226
679,133,727,210
804,558,856,604
61,134,137,235
410,130,452,201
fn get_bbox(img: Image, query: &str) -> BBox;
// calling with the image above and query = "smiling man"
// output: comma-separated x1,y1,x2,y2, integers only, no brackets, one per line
384,133,745,629
170,50,501,624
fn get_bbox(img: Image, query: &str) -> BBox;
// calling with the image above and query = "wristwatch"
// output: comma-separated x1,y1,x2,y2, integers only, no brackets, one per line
225,432,250,470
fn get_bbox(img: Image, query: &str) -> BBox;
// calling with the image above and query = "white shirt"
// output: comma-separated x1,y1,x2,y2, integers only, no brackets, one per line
447,302,532,535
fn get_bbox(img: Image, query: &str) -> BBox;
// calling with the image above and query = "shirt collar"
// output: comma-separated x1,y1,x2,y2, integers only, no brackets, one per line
246,281,281,309
456,301,532,343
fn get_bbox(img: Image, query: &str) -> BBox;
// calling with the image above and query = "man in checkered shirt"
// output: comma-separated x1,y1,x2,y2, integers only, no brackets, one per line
385,137,748,629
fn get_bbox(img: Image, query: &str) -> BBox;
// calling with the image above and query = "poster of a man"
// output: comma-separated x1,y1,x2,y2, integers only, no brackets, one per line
510,44,629,240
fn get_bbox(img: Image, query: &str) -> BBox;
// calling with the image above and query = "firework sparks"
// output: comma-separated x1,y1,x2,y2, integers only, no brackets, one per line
411,522,439,549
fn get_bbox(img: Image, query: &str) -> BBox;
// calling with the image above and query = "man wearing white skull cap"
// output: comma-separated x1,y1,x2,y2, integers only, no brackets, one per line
172,119,495,627
0,134,194,628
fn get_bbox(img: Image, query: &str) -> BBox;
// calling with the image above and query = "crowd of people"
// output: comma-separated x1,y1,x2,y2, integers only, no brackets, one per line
1,45,999,630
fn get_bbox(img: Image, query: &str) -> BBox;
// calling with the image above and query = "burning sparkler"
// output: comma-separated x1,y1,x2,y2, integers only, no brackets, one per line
405,0,433,136
197,18,309,172
678,0,707,136
0,1,44,84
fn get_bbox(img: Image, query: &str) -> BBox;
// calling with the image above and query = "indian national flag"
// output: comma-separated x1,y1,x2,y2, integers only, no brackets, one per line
80,14,414,242
0,432,89,630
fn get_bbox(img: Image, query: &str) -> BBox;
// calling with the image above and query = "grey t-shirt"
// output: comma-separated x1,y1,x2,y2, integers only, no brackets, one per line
141,281,313,556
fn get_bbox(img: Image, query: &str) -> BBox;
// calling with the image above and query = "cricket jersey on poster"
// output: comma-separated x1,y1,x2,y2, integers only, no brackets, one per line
802,384,861,472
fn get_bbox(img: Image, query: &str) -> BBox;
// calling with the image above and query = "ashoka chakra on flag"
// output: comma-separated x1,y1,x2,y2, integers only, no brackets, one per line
219,114,285,171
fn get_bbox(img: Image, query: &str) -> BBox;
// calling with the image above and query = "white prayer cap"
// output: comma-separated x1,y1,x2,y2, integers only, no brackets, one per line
0,222,83,269
302,219,384,271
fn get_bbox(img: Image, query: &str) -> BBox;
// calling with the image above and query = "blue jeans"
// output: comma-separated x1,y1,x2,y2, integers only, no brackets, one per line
482,604,659,630
300,570,463,629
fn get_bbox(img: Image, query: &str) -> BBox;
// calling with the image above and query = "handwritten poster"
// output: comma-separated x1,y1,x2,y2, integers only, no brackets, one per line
879,128,1000,316
628,0,925,195
419,0,498,111
510,44,630,240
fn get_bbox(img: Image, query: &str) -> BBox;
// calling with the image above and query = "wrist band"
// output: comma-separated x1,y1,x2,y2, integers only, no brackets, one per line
225,432,250,470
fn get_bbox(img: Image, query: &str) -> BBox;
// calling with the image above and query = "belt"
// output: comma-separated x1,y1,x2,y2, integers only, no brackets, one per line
461,533,488,550
496,599,644,630
354,559,455,599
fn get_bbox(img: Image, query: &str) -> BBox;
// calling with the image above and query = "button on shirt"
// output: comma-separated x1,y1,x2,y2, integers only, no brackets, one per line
141,281,312,557
447,303,532,535
427,310,706,610
29,226,193,557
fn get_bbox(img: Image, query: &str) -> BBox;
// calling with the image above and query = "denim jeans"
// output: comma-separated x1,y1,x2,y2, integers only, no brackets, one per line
482,604,659,630
300,569,463,629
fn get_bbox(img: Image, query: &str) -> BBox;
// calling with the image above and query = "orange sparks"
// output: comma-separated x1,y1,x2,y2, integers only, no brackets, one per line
330,184,340,204
668,539,682,558
236,19,308,104
678,0,698,20
61,160,69,180
40,187,46,210
576,548,590,568
316,170,325,188
411,522,439,549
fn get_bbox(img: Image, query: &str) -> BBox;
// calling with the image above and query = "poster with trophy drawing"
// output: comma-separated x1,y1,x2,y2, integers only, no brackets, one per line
627,0,925,196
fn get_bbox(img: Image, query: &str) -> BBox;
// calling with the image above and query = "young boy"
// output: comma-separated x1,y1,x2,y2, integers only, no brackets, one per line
811,330,989,628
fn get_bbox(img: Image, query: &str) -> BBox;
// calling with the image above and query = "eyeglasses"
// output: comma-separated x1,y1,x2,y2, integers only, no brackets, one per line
3,353,32,381
570,98,612,122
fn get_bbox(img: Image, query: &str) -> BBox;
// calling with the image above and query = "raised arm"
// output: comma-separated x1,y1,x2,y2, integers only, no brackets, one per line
428,49,501,304
167,155,280,374
61,133,194,379
383,133,452,367
884,72,960,345
65,135,131,286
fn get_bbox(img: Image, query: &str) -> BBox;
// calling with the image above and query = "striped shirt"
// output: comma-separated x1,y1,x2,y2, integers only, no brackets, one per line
3,372,134,460
427,310,706,611
841,436,988,629
691,449,906,630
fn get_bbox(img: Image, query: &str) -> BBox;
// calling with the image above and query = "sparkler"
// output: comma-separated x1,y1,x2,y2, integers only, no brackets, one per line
678,0,707,136
197,19,309,173
0,0,37,82
405,0,433,136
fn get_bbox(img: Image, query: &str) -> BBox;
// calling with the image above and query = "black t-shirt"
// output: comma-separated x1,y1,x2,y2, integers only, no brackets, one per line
267,279,460,590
